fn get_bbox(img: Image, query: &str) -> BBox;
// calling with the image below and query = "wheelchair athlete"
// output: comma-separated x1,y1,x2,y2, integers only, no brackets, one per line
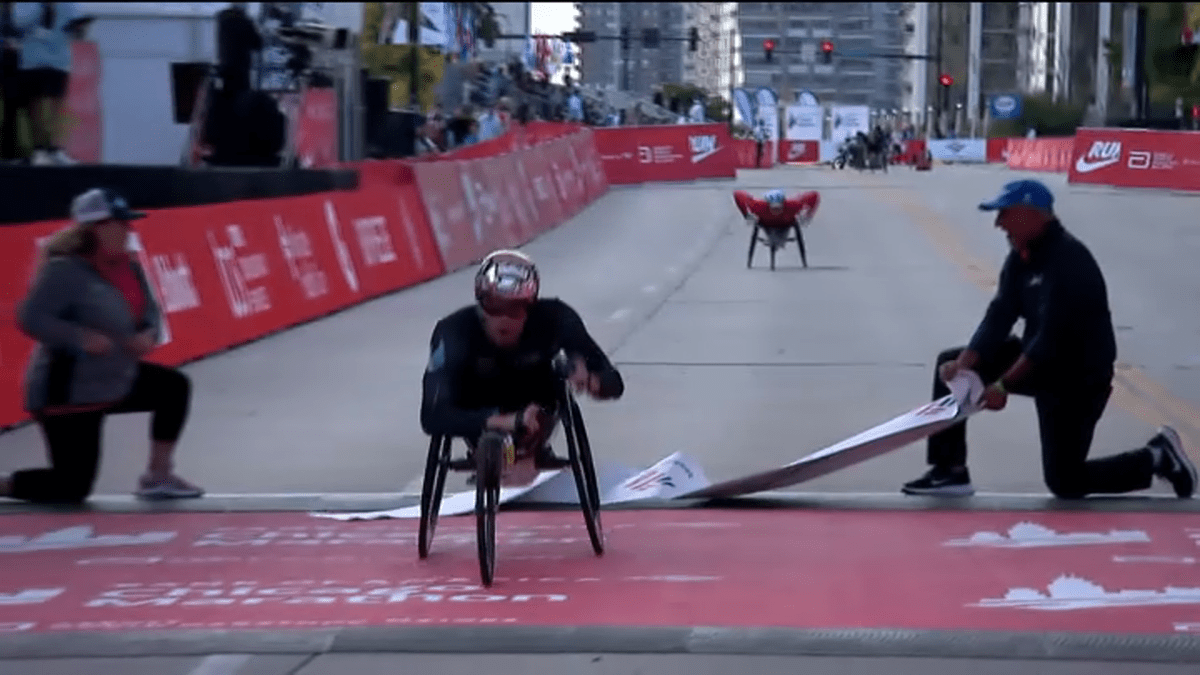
419,249,625,474
734,188,819,228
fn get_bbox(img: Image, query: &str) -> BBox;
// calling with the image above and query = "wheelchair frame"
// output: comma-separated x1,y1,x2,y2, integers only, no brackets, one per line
416,352,605,587
747,214,809,270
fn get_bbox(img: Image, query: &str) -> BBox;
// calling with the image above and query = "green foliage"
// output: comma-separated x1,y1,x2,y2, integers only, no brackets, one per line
657,83,731,121
359,3,443,109
987,92,1087,137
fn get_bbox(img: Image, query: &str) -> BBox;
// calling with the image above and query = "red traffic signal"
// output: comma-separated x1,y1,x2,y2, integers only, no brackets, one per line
939,73,954,87
763,39,776,51
821,40,833,53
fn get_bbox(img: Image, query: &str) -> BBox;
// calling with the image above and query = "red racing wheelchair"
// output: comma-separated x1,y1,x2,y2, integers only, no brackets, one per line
734,189,820,270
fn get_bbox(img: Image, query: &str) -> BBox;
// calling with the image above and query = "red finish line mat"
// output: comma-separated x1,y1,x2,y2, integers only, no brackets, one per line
0,508,1198,636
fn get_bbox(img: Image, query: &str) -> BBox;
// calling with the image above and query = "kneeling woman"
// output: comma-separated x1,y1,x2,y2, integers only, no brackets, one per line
0,188,204,504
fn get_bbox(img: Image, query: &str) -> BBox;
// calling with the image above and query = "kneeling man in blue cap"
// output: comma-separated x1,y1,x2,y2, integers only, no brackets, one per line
902,179,1196,499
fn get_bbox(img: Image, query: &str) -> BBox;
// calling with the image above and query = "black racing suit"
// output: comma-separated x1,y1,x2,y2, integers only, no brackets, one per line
419,298,624,454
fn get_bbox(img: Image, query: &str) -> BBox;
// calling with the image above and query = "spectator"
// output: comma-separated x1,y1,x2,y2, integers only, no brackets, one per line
12,2,76,165
2,1,25,162
0,188,204,504
215,2,261,98
566,87,583,122
476,101,505,141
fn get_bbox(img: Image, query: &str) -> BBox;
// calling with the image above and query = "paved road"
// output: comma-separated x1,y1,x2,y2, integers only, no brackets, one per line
0,164,1196,499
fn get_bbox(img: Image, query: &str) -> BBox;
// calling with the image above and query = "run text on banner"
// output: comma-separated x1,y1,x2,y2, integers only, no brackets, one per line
1068,127,1200,191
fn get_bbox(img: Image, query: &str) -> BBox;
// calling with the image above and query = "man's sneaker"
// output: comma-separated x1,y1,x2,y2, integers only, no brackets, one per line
135,474,205,500
1150,426,1196,499
534,445,571,470
901,466,975,496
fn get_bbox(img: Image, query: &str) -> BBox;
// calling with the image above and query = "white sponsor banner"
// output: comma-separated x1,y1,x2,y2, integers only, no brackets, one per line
785,105,823,141
928,138,987,163
830,105,870,145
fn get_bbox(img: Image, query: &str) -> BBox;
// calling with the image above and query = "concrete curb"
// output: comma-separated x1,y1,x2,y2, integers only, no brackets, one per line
2,625,1199,662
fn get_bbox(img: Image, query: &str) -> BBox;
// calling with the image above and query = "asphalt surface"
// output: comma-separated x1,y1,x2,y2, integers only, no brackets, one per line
2,162,1199,673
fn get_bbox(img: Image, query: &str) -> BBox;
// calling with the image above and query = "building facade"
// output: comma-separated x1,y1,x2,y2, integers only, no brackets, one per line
737,2,906,109
576,2,688,95
682,2,741,95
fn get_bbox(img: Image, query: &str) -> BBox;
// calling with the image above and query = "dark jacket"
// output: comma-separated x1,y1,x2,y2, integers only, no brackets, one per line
420,298,623,440
968,218,1117,389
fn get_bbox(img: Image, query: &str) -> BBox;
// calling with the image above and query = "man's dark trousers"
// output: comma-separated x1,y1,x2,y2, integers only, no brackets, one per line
927,336,1156,499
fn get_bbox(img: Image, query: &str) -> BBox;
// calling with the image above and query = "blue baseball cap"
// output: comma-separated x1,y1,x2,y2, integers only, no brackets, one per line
978,179,1055,211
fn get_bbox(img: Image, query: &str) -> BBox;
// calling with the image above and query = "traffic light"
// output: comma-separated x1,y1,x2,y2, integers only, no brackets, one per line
763,38,775,62
620,25,629,51
939,73,954,87
821,40,833,64
643,27,660,48
689,26,699,52
561,30,596,43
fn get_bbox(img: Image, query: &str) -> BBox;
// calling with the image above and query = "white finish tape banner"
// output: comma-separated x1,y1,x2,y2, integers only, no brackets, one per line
311,372,984,520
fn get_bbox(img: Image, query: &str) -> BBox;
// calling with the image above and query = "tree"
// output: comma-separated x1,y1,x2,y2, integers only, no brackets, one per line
471,3,502,48
359,3,444,110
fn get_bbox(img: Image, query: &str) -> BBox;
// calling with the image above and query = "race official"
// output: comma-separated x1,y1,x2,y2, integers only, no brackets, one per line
902,179,1196,500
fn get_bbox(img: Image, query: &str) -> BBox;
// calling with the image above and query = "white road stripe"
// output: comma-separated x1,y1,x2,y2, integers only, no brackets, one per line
188,655,252,675
608,308,631,322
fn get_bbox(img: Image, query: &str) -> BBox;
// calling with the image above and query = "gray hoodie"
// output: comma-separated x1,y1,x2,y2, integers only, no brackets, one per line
17,254,163,413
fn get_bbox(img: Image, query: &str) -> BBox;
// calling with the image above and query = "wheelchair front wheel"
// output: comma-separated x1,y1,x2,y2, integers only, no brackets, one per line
563,391,605,555
475,434,502,587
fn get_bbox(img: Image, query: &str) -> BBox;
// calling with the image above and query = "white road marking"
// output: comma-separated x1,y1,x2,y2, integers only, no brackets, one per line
642,284,658,294
608,308,631,322
188,655,252,675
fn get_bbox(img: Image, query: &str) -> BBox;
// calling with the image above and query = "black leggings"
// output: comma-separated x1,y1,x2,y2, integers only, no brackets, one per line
11,362,192,505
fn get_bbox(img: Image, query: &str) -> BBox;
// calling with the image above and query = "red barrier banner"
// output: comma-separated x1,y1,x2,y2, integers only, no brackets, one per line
63,40,102,164
1006,137,1074,173
412,130,608,273
780,140,820,163
986,138,1010,163
0,187,444,430
1068,127,1200,191
592,123,737,184
294,87,339,168
731,138,774,169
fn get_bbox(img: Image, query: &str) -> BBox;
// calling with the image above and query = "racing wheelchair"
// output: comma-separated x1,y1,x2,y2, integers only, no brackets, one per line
417,350,605,587
734,190,819,271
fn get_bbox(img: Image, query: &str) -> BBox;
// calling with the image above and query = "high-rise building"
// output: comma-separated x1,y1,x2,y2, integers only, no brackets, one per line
737,2,906,110
683,3,742,95
909,3,1115,132
576,2,687,95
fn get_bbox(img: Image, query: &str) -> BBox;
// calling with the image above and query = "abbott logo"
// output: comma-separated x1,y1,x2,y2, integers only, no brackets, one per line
1128,150,1152,170
689,135,719,163
1075,141,1122,173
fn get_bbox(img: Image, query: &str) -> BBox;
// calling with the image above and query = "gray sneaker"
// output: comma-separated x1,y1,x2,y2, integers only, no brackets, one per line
135,474,205,500
1150,426,1196,499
